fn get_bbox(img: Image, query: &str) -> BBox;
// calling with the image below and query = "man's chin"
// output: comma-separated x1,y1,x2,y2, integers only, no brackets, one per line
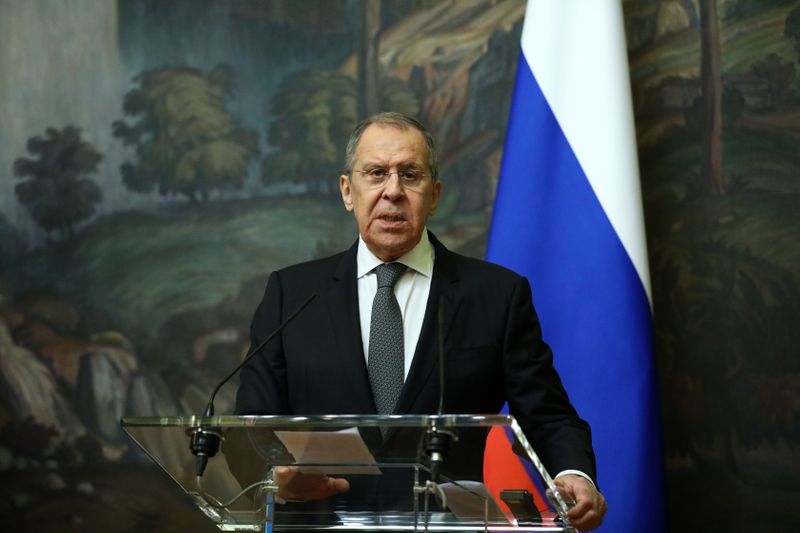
364,234,420,262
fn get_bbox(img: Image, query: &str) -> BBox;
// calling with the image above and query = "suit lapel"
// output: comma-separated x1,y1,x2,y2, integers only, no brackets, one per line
325,241,377,412
395,233,461,415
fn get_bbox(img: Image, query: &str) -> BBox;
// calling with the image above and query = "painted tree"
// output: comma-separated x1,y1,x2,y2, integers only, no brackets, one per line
785,6,800,57
358,0,381,118
263,69,417,194
13,126,103,239
700,0,724,195
113,64,259,202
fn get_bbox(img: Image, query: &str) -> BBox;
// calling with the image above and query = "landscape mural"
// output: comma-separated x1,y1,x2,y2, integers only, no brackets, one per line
626,0,800,530
0,1,798,531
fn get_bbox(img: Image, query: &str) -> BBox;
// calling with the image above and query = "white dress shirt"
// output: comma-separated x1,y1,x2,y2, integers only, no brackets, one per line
356,229,434,379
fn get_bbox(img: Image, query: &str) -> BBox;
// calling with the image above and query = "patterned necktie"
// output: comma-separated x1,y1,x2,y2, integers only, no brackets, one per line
368,262,408,415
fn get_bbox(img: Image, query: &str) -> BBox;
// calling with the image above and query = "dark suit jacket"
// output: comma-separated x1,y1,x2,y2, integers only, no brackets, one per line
234,232,596,483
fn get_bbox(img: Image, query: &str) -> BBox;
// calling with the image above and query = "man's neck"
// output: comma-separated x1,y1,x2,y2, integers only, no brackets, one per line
357,229,433,278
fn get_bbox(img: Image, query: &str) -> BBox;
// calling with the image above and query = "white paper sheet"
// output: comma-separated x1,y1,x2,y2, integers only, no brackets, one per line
438,481,510,523
274,427,381,475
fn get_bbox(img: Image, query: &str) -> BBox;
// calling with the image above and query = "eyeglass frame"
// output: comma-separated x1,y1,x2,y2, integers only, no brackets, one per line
350,166,433,190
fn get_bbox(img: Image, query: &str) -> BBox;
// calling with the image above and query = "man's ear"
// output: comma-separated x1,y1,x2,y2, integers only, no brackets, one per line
340,174,354,211
429,179,442,215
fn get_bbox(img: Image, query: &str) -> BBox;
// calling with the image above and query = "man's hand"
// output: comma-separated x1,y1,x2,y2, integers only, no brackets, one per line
553,474,607,531
274,466,350,502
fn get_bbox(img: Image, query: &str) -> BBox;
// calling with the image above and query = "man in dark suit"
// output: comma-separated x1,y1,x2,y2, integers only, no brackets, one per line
235,112,606,530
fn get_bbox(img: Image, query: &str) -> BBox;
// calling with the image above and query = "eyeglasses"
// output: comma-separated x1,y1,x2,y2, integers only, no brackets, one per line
352,167,430,190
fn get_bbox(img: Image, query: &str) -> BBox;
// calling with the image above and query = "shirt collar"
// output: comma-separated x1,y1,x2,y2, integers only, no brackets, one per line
356,229,434,279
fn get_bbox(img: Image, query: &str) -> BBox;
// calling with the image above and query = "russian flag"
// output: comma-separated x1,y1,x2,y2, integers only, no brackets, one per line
484,1,665,531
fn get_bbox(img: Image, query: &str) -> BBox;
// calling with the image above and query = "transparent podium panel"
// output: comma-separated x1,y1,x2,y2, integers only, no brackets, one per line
121,414,577,532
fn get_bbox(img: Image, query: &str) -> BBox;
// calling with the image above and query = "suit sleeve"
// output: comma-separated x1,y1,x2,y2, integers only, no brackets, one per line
502,276,597,482
234,271,290,415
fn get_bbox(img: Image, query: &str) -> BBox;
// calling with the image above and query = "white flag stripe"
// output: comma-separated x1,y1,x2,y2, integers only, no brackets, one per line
521,0,651,304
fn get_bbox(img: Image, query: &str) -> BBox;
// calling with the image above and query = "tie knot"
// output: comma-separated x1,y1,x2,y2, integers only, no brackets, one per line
375,262,407,288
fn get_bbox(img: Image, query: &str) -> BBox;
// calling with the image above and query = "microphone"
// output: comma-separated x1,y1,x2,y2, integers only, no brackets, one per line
190,292,317,477
437,297,446,416
425,295,454,485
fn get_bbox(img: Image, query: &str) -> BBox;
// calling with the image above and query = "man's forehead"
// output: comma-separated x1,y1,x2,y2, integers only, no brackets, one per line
355,124,428,160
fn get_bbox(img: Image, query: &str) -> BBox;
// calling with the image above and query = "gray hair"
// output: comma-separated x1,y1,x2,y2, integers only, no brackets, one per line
342,111,439,180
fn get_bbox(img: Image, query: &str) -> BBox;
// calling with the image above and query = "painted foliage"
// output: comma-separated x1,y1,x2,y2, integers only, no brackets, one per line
625,0,800,530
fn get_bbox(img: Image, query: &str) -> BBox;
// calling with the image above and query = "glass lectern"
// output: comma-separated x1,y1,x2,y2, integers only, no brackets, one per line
121,414,576,532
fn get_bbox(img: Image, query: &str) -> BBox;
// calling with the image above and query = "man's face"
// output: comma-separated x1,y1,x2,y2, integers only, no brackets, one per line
340,124,441,262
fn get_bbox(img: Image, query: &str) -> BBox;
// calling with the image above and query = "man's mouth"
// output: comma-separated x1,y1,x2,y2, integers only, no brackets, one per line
378,215,405,222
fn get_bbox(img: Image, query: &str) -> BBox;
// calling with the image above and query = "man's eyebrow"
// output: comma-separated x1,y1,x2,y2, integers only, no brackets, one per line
361,159,423,168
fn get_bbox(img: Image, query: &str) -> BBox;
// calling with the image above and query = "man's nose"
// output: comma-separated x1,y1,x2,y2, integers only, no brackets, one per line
382,173,404,198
